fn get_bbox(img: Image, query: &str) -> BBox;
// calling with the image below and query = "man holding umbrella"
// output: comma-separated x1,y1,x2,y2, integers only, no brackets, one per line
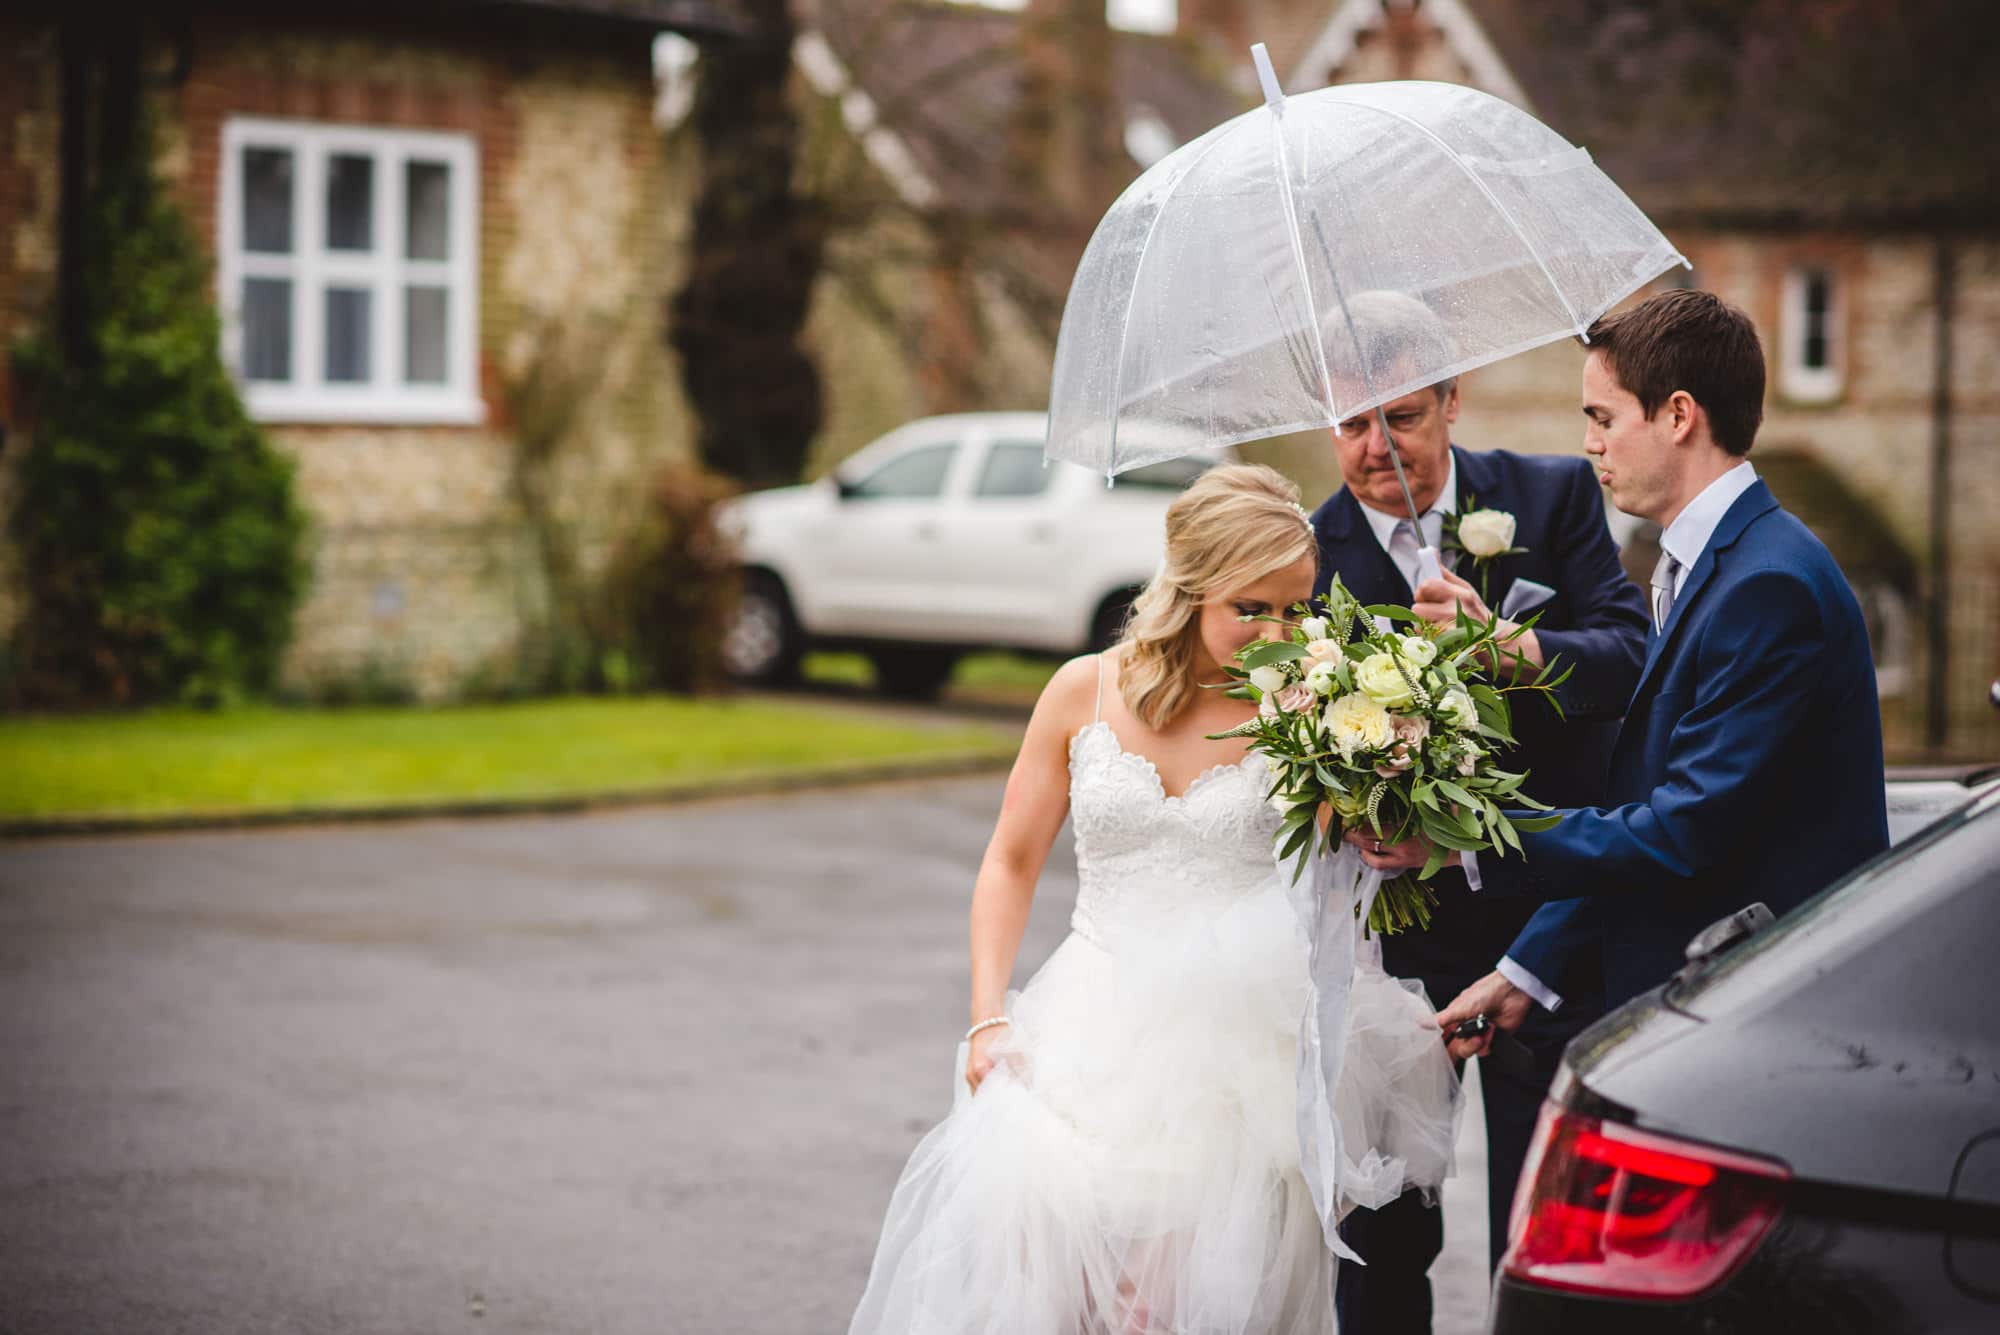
1307,291,1650,1331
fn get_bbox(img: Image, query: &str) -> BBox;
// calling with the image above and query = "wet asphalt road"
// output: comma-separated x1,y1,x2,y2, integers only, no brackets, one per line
0,777,1489,1334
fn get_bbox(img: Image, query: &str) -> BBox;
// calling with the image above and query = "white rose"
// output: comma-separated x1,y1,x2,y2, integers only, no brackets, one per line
1324,692,1394,758
1457,508,1517,559
1248,665,1290,696
1299,616,1330,641
1269,791,1296,816
1305,660,1340,697
1439,688,1479,731
1353,652,1416,710
1397,635,1438,668
1305,638,1345,667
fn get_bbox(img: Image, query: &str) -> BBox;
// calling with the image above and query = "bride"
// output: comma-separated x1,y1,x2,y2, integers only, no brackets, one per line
848,464,1459,1334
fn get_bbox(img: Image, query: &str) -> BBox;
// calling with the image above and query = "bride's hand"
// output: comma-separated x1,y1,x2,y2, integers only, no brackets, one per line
965,1025,1009,1094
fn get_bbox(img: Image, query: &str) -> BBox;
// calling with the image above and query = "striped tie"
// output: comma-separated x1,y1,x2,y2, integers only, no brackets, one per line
1650,550,1682,633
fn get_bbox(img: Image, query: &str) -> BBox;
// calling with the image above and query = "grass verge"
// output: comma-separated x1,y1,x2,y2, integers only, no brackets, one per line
0,695,1018,829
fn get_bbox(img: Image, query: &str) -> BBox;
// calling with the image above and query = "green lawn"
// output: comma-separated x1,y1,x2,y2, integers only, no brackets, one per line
0,696,1017,823
805,651,1061,702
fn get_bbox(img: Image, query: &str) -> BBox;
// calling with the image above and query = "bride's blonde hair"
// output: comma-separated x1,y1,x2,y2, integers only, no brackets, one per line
1119,463,1314,729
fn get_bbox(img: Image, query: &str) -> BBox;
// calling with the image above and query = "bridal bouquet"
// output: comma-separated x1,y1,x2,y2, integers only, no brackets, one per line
1211,576,1566,936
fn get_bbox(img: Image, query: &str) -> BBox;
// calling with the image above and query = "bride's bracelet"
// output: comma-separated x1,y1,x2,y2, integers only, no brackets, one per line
965,1016,1011,1042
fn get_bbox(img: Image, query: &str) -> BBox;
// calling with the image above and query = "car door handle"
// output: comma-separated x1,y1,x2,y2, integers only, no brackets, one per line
914,522,940,540
1027,522,1055,543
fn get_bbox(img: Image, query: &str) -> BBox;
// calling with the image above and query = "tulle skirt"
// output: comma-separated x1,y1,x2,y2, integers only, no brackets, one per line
848,881,1459,1335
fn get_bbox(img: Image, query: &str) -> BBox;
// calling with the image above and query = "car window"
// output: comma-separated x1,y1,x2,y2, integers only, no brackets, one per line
847,443,956,499
1112,456,1214,491
974,442,1050,499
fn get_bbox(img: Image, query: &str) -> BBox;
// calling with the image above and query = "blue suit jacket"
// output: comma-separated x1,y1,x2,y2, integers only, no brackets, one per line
1310,446,1649,1002
1486,479,1890,1009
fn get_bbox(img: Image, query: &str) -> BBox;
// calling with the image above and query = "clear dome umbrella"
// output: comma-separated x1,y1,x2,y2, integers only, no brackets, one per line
1044,45,1687,581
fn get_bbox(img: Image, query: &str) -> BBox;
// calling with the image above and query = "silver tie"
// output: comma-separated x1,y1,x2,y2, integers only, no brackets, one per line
1389,519,1422,593
1650,550,1683,632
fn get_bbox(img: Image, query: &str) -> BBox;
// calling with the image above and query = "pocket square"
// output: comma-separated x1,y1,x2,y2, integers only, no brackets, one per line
1499,579,1556,620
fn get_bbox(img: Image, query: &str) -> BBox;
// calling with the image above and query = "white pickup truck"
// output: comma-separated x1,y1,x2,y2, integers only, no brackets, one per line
717,412,1230,696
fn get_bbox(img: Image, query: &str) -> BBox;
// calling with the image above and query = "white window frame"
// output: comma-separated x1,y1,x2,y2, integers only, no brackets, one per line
218,117,483,425
1779,265,1843,404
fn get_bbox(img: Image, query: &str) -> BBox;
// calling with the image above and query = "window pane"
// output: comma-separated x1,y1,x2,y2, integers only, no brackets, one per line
325,287,372,383
404,285,448,384
326,154,374,252
849,444,956,499
242,147,294,254
242,278,292,381
405,160,451,260
975,442,1050,498
1802,271,1831,369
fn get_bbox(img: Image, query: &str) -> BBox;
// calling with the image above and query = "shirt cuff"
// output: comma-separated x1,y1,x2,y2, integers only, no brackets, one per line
1461,849,1481,892
1499,955,1563,1012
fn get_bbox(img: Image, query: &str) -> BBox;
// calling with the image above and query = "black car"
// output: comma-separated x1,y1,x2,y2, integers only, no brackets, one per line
1491,785,2000,1333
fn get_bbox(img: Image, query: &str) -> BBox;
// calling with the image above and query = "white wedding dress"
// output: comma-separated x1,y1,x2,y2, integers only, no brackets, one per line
848,674,1460,1335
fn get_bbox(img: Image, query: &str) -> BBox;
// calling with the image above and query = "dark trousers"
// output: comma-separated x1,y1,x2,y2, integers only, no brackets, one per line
1334,1003,1591,1332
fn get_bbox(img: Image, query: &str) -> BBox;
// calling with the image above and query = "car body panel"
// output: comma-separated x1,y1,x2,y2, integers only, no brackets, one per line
722,412,1225,658
1493,793,2000,1333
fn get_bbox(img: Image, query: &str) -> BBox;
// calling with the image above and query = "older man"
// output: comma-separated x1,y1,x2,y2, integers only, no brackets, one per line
1308,294,1649,1334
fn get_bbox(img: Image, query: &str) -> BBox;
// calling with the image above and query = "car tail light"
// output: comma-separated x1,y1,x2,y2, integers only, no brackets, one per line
1502,1101,1790,1299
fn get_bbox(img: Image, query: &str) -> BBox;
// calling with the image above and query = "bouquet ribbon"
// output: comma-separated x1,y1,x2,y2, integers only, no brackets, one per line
1286,842,1386,1263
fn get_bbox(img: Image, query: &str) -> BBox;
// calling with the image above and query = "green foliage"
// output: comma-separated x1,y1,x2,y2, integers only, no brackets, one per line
8,127,307,709
596,464,740,696
0,697,1018,823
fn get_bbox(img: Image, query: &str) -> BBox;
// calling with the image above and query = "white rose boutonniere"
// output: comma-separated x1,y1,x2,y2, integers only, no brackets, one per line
1442,495,1527,601
1456,508,1516,558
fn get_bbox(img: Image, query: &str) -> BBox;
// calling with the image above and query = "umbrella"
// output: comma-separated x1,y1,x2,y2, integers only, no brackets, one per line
1045,45,1687,582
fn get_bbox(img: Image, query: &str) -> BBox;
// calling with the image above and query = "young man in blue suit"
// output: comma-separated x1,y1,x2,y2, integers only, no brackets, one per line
1357,290,1889,1067
1309,298,1650,1331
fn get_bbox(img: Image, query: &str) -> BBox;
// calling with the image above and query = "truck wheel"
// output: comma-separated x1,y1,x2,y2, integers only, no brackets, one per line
722,571,803,686
871,648,959,700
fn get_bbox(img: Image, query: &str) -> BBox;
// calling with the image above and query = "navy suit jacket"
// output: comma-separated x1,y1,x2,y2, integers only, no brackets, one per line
1487,478,1890,1009
1310,446,1649,1002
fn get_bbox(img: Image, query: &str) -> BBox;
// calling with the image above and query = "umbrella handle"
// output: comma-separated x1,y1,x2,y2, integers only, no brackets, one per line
1415,546,1443,588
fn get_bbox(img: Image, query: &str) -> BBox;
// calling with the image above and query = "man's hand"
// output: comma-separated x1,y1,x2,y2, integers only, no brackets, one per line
1413,567,1492,627
1344,827,1459,874
1436,970,1534,1060
1414,569,1542,670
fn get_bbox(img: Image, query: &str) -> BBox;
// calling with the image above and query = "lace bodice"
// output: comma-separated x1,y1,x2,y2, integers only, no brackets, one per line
1065,720,1286,948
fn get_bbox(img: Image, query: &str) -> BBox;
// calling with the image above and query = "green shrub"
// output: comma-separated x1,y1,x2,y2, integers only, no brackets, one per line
8,124,308,709
597,465,739,695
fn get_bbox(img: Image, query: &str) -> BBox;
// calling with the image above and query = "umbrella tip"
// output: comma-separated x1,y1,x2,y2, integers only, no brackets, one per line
1250,43,1284,107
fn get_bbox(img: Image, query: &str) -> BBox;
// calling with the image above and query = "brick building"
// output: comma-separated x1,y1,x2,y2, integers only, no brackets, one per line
0,1,747,700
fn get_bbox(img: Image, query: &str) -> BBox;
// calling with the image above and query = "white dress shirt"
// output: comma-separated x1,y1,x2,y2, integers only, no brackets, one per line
1355,455,1457,593
1494,460,1761,1013
1656,461,1759,610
